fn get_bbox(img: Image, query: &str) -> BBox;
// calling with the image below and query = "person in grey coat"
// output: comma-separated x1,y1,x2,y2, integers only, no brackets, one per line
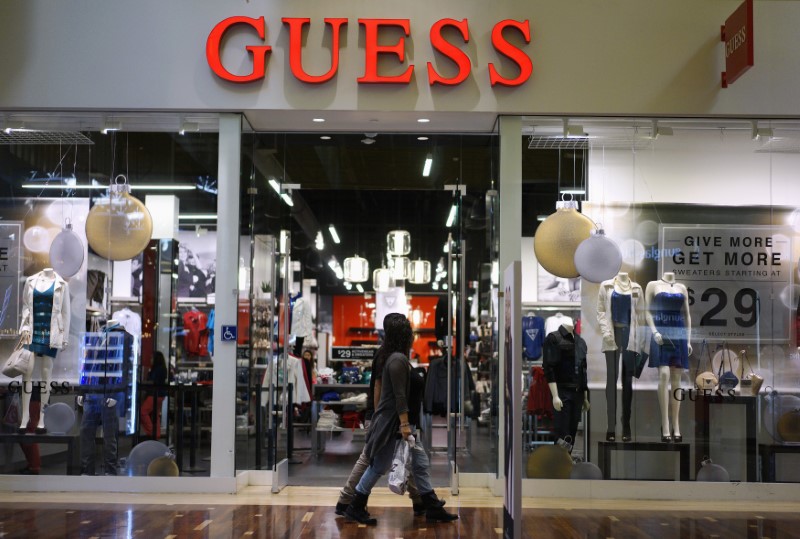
345,313,458,525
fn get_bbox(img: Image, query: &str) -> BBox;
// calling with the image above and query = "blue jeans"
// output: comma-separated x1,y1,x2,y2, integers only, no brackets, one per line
355,428,433,497
80,393,122,475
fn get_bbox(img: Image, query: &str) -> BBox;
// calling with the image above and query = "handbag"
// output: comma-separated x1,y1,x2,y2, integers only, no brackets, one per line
388,437,412,495
2,339,33,378
777,408,800,442
694,340,718,391
716,343,739,392
739,350,764,395
633,352,648,379
2,392,20,428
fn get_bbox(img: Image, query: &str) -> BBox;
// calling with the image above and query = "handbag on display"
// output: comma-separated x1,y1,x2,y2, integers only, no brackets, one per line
694,340,718,391
777,408,800,442
2,339,33,378
633,352,648,379
716,343,739,392
739,350,764,395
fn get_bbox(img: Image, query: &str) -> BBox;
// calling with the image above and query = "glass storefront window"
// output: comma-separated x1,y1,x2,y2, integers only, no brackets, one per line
0,120,219,478
520,117,800,483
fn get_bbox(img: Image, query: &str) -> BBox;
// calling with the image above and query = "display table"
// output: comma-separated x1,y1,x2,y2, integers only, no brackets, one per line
693,394,757,482
0,433,79,475
759,443,800,482
597,441,690,481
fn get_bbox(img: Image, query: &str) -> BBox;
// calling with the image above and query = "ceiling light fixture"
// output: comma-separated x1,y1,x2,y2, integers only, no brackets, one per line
315,231,325,251
280,193,294,207
422,153,433,177
417,136,429,141
446,204,458,228
312,118,326,123
179,121,200,135
130,184,196,191
387,230,411,256
356,283,365,293
344,281,353,290
417,118,430,123
559,189,586,196
178,213,218,220
2,120,25,134
320,136,331,140
328,224,341,244
536,215,548,222
268,178,281,194
101,120,122,135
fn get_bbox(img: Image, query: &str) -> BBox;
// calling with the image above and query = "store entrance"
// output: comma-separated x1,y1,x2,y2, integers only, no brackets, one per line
236,133,499,493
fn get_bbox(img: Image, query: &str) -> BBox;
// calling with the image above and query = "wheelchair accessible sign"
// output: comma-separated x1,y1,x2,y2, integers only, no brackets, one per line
221,325,237,342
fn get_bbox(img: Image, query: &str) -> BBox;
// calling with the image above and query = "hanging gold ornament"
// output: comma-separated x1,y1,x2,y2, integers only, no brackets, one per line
85,175,153,261
533,199,594,278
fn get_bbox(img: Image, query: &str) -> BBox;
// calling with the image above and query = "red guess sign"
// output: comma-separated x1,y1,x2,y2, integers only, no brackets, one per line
206,17,532,87
720,0,754,88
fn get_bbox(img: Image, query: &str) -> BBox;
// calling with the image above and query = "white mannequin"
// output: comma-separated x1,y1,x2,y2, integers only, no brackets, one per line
548,322,590,413
19,268,60,432
645,272,692,441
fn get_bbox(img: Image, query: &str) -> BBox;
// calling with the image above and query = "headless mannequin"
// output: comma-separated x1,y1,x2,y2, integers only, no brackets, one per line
645,272,692,441
76,320,120,409
599,272,640,442
547,321,590,424
19,268,59,433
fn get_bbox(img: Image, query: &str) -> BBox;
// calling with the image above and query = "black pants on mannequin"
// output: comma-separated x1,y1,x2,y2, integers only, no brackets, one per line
553,387,583,444
605,325,635,440
293,337,305,357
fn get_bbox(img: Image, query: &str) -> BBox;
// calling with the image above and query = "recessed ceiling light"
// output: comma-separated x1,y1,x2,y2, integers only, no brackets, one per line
417,136,429,141
320,136,331,140
312,118,325,123
417,118,430,123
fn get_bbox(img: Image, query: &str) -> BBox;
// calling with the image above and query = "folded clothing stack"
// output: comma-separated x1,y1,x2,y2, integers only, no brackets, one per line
317,409,340,430
339,393,368,404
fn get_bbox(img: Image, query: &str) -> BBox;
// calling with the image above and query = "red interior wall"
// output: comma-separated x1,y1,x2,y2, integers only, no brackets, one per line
331,294,438,363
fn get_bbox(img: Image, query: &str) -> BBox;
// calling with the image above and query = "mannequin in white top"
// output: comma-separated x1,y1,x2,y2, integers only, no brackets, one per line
645,272,692,442
19,268,71,433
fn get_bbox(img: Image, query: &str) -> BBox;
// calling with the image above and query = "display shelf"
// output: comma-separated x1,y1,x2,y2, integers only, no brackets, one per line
313,383,370,391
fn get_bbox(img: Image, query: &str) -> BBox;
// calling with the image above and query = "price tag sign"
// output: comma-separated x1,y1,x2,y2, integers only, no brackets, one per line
331,347,378,361
659,225,793,343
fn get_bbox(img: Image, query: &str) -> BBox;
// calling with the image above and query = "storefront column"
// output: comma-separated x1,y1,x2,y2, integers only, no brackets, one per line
497,116,522,486
210,113,242,478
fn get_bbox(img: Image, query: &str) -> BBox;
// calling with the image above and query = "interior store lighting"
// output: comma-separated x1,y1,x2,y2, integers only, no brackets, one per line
344,281,353,290
387,230,411,256
3,120,25,134
344,255,370,283
559,189,586,195
408,259,432,284
312,118,326,123
536,215,548,222
432,281,439,290
422,154,433,177
373,268,395,292
315,231,325,251
179,121,200,135
327,256,344,280
417,136,429,141
391,256,411,281
446,204,458,228
320,136,331,140
281,193,294,207
268,178,281,194
328,224,341,244
178,214,218,220
356,283,365,293
417,118,430,123
101,120,122,135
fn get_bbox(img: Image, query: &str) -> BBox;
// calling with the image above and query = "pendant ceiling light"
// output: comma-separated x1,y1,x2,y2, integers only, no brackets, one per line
373,268,395,292
48,219,84,278
408,259,431,284
85,175,153,261
533,199,594,278
343,255,369,283
387,230,411,257
391,256,411,281
573,228,622,283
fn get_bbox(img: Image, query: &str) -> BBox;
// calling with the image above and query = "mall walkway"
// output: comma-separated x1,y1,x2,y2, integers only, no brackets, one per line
0,487,797,538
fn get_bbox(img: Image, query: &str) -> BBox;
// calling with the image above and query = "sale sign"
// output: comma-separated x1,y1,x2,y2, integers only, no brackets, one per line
659,225,792,343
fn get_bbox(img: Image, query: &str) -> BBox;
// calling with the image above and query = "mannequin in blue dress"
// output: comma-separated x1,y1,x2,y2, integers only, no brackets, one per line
645,272,692,443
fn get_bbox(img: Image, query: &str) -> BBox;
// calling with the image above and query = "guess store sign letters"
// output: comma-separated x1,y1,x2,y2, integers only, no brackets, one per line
206,17,532,87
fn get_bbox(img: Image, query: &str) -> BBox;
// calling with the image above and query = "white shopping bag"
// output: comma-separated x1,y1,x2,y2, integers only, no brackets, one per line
388,436,414,495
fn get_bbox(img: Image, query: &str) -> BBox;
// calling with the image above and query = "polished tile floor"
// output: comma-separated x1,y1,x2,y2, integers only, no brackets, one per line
0,487,798,538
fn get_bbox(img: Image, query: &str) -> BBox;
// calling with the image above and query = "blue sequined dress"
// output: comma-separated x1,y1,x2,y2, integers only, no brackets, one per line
27,282,58,358
648,291,689,369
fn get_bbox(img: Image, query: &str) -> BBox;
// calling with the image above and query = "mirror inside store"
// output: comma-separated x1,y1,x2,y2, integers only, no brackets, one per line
0,119,220,477
235,132,499,490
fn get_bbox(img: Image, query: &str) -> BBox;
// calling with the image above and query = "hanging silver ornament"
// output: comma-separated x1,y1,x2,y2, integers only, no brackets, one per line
574,228,623,283
48,219,85,278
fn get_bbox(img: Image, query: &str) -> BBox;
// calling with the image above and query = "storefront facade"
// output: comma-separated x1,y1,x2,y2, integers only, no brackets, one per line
0,0,799,500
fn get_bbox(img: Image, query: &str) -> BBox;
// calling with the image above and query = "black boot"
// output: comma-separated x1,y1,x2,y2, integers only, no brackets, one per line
334,502,348,516
412,497,445,516
422,491,458,523
344,491,377,525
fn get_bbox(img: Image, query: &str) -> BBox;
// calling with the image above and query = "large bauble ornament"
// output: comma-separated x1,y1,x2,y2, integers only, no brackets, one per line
85,175,153,261
574,228,623,283
534,200,594,278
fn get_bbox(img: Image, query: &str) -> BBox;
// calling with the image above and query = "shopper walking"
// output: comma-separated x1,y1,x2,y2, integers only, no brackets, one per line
344,313,457,526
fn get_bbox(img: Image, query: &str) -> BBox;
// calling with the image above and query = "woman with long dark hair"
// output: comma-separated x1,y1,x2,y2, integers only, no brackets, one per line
345,313,457,525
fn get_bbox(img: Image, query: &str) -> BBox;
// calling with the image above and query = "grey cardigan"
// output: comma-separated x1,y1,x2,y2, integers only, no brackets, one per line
364,352,410,460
